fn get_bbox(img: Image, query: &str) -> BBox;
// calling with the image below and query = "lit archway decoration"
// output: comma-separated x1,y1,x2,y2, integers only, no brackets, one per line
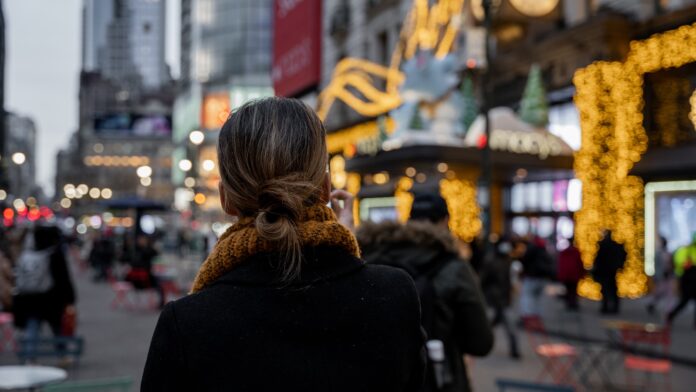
316,0,465,120
573,22,696,299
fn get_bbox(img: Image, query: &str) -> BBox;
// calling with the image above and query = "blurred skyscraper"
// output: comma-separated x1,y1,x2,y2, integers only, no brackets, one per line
55,0,176,214
179,0,272,88
82,0,168,93
5,112,38,200
172,0,273,216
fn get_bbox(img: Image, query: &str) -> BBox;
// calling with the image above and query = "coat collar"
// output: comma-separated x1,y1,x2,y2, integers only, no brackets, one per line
208,246,364,288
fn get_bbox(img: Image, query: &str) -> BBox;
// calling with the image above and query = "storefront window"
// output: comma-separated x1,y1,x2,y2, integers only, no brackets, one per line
549,102,581,150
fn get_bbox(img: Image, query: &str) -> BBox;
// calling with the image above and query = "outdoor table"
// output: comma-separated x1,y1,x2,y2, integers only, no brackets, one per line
0,365,67,391
571,320,655,390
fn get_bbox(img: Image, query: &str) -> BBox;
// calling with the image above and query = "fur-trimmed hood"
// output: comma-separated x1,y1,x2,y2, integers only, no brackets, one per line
356,220,458,273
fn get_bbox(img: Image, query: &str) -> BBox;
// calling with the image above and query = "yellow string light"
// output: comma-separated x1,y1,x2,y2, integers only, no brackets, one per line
689,89,696,131
440,178,482,242
326,118,395,154
573,22,696,299
346,173,361,227
395,177,414,223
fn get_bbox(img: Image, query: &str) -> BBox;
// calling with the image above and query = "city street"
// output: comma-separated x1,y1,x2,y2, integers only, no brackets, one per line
2,254,695,391
2,0,696,391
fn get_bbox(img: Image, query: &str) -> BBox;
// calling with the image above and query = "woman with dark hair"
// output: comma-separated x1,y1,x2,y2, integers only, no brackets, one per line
142,98,425,391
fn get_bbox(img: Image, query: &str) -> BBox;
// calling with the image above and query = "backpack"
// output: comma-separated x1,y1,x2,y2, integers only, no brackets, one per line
412,256,454,391
414,257,450,336
14,248,54,295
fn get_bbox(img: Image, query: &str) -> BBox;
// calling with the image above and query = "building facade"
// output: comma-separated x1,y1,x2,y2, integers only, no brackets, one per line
82,0,168,92
56,0,176,220
172,0,274,220
5,112,38,200
290,0,696,299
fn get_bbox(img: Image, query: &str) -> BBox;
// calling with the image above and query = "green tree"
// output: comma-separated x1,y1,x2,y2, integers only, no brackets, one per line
519,64,549,128
377,115,389,143
460,75,478,134
409,104,425,130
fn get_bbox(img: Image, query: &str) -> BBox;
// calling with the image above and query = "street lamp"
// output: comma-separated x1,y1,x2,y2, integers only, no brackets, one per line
140,177,152,187
136,165,152,178
11,152,25,165
202,159,215,172
178,159,193,171
189,130,205,145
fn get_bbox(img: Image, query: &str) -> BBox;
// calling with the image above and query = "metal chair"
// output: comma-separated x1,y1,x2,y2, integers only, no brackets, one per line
620,325,672,392
496,378,575,392
521,315,578,386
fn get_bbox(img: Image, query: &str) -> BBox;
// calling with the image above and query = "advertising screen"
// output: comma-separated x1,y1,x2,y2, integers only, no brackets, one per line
272,0,322,97
201,93,231,130
94,114,172,137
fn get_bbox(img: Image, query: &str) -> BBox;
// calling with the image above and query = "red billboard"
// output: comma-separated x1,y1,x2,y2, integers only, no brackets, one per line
272,0,322,97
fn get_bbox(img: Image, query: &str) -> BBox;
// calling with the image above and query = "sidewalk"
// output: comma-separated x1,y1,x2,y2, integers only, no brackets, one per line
471,288,696,391
2,256,694,391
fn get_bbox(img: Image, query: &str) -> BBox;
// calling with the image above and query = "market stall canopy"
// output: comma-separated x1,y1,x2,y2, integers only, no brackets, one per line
465,107,573,159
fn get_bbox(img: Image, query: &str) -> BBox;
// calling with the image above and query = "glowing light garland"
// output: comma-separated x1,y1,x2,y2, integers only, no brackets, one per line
395,177,415,223
326,118,396,154
440,178,482,242
573,22,696,299
347,173,362,227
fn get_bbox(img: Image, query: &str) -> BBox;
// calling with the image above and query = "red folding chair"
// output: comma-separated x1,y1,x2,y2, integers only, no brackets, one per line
110,281,135,309
620,325,671,392
521,315,578,386
0,312,17,352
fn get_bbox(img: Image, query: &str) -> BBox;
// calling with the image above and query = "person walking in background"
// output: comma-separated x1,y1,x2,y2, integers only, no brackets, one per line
12,225,76,360
0,250,12,312
647,237,673,315
0,229,15,312
126,235,164,309
88,231,115,282
592,230,627,314
480,238,520,359
142,98,425,392
519,236,554,317
557,237,585,311
357,193,494,392
667,233,696,328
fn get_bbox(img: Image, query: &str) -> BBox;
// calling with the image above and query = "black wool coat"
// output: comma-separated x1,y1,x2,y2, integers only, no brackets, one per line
141,246,425,392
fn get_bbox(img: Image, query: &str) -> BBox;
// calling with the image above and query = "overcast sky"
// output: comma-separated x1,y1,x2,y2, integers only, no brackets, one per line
5,0,180,197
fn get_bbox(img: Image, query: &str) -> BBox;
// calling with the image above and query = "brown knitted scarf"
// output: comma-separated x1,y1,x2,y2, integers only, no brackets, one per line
190,204,361,293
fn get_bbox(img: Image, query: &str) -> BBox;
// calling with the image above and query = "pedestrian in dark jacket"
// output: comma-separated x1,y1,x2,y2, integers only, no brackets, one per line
519,236,553,317
12,225,76,358
142,98,425,392
480,239,520,359
357,193,494,392
88,233,115,281
593,230,626,314
557,238,585,311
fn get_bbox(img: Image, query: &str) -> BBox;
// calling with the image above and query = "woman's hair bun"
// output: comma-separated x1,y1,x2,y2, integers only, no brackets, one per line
254,175,318,241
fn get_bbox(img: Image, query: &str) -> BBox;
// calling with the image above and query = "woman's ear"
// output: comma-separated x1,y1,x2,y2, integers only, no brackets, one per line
320,172,331,204
218,182,240,216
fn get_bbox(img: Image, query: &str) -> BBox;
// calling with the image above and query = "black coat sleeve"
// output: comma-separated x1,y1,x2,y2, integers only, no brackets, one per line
439,261,494,356
51,249,75,306
141,303,189,392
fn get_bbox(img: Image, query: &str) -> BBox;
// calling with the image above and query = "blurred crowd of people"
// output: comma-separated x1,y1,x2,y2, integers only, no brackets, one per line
0,220,173,362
